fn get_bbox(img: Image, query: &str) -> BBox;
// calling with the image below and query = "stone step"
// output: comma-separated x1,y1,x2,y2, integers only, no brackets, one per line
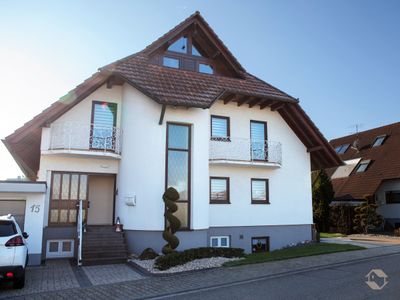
83,250,128,259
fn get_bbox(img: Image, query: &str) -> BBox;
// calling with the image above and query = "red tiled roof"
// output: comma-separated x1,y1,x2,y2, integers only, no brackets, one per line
329,122,400,200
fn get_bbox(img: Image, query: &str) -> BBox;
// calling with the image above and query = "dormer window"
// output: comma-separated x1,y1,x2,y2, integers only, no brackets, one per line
372,135,386,147
335,144,350,154
355,159,371,173
192,44,203,57
163,57,180,69
168,37,187,53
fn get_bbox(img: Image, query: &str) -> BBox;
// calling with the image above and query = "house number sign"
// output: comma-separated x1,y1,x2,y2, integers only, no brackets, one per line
30,204,40,213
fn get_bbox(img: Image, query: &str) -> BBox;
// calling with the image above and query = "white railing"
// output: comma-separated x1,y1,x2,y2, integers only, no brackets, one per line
209,137,282,165
77,199,83,267
49,121,122,154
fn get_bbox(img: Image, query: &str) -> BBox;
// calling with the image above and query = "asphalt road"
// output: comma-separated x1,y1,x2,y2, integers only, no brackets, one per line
160,253,400,300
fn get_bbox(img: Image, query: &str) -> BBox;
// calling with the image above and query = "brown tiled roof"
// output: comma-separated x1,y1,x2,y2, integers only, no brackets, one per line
329,122,400,200
3,12,341,179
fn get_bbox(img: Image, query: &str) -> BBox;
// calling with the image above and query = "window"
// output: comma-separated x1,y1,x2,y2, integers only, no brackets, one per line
199,63,213,74
210,236,230,248
163,56,180,69
50,172,88,225
166,123,191,229
0,221,17,237
251,179,269,204
355,160,371,173
335,144,350,154
192,44,203,57
211,115,230,141
168,36,187,53
386,191,400,204
372,135,386,147
46,240,74,258
251,237,269,253
251,121,267,160
210,177,230,203
91,101,117,150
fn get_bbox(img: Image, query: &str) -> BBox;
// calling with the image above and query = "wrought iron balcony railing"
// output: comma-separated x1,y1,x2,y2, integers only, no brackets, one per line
49,122,122,155
209,137,282,165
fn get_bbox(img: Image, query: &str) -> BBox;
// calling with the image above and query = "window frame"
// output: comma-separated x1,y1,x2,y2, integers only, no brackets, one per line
165,122,192,230
198,62,214,74
162,56,181,69
251,236,270,253
355,160,371,173
210,115,230,141
386,191,400,204
251,178,270,204
335,144,350,154
250,120,268,161
372,135,387,147
90,101,118,151
210,236,230,248
210,177,230,204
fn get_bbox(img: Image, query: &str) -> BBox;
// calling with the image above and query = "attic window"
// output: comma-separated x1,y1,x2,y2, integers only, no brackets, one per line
335,144,350,154
372,135,386,147
163,57,180,69
199,63,213,74
355,160,371,173
168,36,187,53
192,44,203,57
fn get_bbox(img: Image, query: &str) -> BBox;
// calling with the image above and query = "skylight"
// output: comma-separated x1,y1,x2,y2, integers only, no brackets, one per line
335,144,350,154
372,135,386,147
355,160,371,173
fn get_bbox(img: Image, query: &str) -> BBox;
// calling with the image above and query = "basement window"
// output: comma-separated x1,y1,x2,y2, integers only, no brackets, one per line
46,240,74,258
335,144,350,154
210,236,230,248
251,237,270,253
372,135,386,147
355,160,371,173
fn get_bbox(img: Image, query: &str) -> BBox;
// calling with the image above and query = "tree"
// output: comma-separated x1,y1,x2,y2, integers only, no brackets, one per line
162,187,181,254
330,204,352,234
312,169,334,232
353,195,383,234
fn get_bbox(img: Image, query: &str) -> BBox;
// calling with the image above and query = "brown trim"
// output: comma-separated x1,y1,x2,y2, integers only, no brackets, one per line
251,178,270,204
210,177,230,204
165,122,191,230
210,115,230,141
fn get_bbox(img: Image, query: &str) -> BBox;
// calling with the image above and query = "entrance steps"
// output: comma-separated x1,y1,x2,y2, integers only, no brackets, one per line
82,225,129,265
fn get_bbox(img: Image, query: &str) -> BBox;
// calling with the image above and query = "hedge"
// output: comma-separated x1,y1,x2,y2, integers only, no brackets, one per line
154,247,245,270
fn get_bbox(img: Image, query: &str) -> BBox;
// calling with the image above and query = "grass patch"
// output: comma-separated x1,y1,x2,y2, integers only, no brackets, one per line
224,243,365,267
320,232,346,238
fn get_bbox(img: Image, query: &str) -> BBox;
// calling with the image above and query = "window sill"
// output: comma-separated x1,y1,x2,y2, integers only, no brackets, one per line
210,200,231,204
251,201,270,205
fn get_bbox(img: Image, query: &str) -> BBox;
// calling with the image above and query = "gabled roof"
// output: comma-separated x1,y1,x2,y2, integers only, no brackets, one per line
3,12,341,179
328,122,400,200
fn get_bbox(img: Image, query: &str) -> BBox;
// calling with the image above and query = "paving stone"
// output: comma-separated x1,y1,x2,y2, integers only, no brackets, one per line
82,264,144,285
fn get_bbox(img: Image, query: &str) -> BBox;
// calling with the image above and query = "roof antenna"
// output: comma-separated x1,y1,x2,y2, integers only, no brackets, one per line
349,123,363,152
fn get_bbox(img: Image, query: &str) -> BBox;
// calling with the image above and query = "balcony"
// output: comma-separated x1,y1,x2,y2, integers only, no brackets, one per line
209,138,282,167
43,122,122,159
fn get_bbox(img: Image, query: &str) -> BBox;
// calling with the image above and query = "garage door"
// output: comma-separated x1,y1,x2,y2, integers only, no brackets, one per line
0,200,26,230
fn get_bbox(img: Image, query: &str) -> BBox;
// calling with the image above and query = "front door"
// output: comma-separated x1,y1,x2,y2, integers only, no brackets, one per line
87,175,115,225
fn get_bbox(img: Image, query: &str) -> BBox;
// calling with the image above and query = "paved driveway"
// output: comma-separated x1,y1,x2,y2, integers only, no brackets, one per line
0,260,144,299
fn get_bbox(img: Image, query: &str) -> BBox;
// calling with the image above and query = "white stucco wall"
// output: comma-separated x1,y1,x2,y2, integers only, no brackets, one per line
209,101,313,226
376,179,400,220
0,193,45,257
116,85,210,231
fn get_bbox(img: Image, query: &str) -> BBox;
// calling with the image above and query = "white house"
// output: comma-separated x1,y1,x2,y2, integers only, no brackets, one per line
2,12,341,265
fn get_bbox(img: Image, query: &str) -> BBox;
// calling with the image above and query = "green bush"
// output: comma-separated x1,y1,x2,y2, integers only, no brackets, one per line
154,247,245,270
139,247,158,260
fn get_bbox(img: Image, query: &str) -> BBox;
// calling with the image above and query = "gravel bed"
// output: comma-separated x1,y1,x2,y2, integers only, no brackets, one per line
131,257,243,274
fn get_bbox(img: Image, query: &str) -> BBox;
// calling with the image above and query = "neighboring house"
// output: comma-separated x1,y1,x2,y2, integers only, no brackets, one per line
2,12,340,265
327,122,400,228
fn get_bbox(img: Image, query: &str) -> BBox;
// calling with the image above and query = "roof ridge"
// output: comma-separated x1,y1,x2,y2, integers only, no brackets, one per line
330,122,400,142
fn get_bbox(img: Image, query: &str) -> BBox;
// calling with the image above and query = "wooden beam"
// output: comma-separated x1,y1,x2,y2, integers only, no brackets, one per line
307,145,323,153
260,100,274,109
212,50,221,59
223,94,235,104
270,102,286,111
279,108,314,147
237,96,249,107
158,104,166,125
106,76,115,89
248,97,261,108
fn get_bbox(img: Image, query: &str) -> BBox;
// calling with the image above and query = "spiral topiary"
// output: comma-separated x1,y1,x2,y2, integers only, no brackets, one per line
162,187,181,255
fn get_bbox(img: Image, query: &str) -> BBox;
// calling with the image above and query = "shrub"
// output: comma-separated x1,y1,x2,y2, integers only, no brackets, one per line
139,248,158,260
154,247,245,270
162,187,181,254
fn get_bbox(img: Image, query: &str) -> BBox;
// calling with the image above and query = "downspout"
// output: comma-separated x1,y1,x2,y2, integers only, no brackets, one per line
159,104,166,125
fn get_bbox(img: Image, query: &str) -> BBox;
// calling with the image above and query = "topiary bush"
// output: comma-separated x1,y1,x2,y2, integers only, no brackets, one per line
162,187,181,255
139,248,158,260
155,247,245,270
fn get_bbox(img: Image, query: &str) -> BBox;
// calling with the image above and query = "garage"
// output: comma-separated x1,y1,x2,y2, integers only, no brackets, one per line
0,199,26,230
0,181,46,265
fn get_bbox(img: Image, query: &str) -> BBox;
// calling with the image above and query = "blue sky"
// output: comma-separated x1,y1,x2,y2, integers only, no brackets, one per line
0,0,399,178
